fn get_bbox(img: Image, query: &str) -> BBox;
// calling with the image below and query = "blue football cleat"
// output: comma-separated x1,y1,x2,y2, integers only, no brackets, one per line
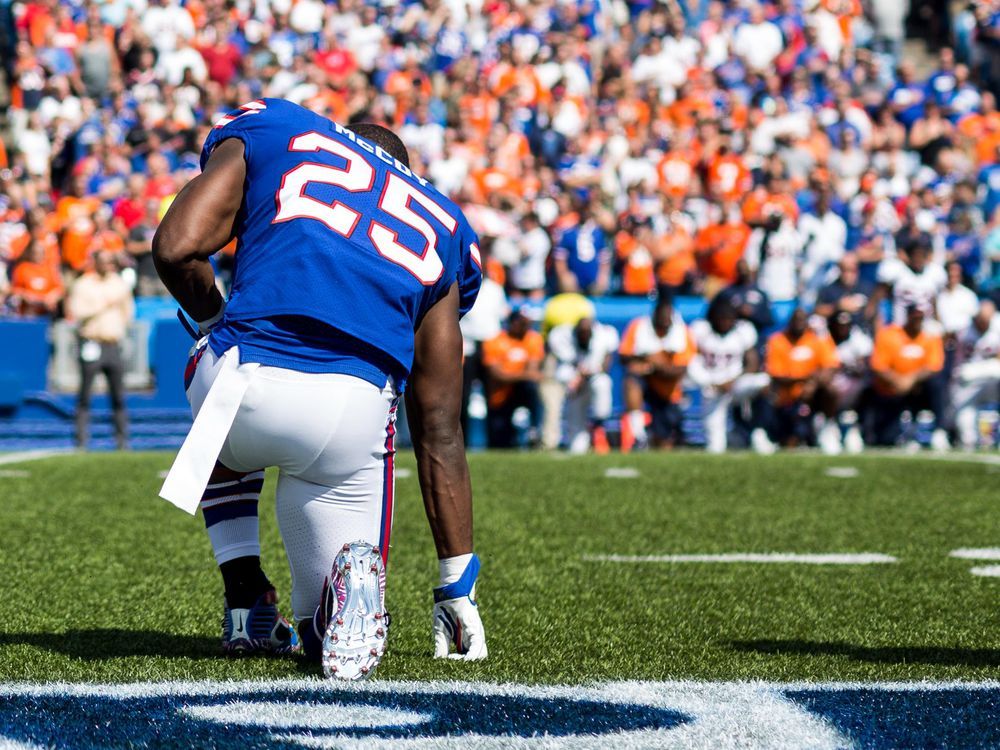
222,588,300,656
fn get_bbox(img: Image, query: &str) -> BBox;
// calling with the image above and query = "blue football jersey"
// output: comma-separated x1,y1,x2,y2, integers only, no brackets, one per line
199,98,482,390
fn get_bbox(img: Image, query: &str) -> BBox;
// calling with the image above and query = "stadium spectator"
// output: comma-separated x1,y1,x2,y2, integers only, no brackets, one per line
815,255,876,327
798,186,848,305
619,293,696,450
553,201,613,296
67,251,134,450
716,259,774,338
764,308,841,450
937,260,980,335
506,213,551,302
482,310,544,449
870,304,949,449
459,260,510,444
695,204,752,296
548,315,618,454
8,238,63,316
688,295,771,454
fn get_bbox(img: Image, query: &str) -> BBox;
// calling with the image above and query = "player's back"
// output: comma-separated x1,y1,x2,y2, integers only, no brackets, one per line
201,99,481,389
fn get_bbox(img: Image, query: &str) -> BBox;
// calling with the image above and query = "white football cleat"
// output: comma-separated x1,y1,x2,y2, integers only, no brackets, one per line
751,428,777,455
818,422,843,456
433,554,487,661
321,541,387,680
930,428,951,453
843,425,864,455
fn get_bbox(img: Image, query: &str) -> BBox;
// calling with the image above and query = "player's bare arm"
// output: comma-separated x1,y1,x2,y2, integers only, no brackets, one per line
152,138,245,323
407,281,487,660
406,281,473,559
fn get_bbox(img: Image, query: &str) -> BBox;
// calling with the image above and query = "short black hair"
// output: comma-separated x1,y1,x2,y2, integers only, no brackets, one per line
706,293,735,323
347,123,410,168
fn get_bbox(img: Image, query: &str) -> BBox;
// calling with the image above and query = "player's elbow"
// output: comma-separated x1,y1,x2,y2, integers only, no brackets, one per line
152,223,201,268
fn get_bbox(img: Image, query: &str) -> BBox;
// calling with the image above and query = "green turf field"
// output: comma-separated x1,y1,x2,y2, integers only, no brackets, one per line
0,451,997,685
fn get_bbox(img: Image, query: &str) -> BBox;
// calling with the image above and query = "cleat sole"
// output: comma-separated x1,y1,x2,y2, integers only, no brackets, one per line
321,541,388,680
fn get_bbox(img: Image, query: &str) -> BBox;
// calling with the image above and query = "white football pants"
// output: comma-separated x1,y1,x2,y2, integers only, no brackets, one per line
951,360,1000,449
701,372,771,454
188,345,397,622
565,373,613,454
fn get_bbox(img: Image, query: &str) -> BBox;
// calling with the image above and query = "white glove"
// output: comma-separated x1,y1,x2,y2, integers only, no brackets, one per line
433,554,487,660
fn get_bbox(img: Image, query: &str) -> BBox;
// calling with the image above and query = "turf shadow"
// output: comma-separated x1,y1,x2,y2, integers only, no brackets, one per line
730,639,1000,667
0,630,221,660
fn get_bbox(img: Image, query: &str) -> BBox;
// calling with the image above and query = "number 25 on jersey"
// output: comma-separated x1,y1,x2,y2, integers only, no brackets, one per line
272,131,456,285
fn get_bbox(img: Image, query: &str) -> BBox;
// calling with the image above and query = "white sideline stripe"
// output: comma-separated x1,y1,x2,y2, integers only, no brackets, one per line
867,451,1000,466
0,470,29,478
950,548,1000,560
970,565,1000,577
604,467,640,478
0,450,69,466
395,468,412,479
583,553,897,565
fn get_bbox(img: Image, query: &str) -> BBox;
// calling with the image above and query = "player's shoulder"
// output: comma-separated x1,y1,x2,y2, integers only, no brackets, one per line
927,263,948,283
547,322,573,343
876,255,903,278
689,318,710,338
212,98,311,132
734,319,757,344
596,321,620,346
624,315,648,334
766,328,789,349
204,98,320,164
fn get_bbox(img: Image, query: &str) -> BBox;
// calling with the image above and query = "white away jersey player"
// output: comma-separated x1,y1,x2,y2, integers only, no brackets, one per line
958,315,1000,365
687,319,757,388
876,257,946,326
547,322,620,383
835,327,874,375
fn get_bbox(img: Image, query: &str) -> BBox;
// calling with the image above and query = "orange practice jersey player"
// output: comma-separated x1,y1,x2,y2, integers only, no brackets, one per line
869,305,947,446
765,309,839,445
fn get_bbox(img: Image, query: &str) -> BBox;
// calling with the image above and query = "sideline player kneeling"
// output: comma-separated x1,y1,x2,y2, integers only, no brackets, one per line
153,98,486,678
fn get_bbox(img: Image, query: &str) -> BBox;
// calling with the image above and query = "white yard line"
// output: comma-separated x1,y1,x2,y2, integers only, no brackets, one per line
0,470,30,478
970,565,1000,577
824,467,859,478
950,548,1000,561
583,553,897,565
604,467,640,478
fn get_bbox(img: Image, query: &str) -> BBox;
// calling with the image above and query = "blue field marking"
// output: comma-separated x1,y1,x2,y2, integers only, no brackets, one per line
787,685,1000,750
1,680,998,749
0,682,688,749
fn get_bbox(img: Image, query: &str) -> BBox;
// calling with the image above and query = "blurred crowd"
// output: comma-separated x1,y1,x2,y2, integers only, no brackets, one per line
0,0,999,450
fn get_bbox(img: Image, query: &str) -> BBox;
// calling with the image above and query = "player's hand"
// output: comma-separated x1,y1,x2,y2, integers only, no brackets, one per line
432,554,487,661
